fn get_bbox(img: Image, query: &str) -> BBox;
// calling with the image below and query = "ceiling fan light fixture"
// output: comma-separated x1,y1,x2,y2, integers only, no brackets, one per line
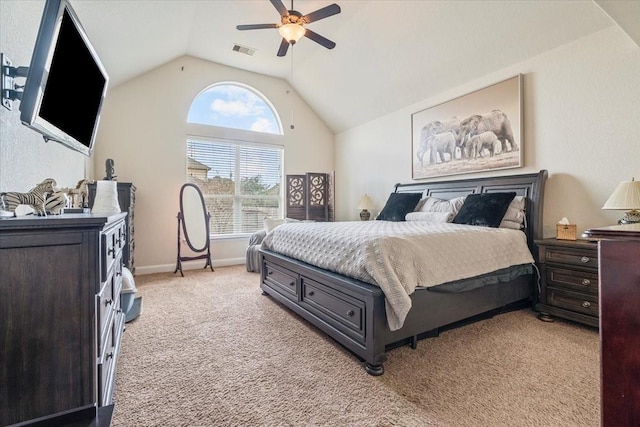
279,23,305,44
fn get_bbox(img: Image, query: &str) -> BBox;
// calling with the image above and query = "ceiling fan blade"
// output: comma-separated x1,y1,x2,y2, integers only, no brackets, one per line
304,29,336,49
237,23,278,30
270,0,289,17
303,4,341,23
277,38,290,57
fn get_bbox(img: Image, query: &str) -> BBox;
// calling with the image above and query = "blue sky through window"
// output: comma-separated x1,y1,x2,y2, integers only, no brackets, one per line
187,84,281,135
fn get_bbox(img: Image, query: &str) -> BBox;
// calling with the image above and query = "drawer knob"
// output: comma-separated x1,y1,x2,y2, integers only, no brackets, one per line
582,301,591,308
308,291,315,296
108,247,115,257
346,310,355,317
268,271,273,275
580,256,590,263
106,352,114,360
105,299,113,306
289,281,295,287
582,279,591,286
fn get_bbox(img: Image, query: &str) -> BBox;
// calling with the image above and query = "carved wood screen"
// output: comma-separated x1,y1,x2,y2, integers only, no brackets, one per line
286,172,334,222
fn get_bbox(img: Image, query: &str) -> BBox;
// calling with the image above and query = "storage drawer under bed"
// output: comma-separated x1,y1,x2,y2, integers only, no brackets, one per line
263,262,298,300
300,277,365,342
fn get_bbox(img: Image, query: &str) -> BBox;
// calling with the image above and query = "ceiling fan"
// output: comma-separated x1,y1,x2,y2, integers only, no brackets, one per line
236,0,341,57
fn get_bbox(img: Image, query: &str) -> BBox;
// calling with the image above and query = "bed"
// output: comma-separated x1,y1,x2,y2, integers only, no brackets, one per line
259,170,547,375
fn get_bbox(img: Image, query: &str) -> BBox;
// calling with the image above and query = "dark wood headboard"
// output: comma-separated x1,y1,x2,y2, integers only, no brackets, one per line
393,170,548,254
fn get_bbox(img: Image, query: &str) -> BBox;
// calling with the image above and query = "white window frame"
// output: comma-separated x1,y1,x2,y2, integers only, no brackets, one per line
185,83,285,239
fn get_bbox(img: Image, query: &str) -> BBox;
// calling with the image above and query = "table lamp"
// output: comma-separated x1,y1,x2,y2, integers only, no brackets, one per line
357,194,374,221
602,177,640,224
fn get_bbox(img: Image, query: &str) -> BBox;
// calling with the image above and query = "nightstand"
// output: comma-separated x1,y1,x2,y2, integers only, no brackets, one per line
534,238,599,327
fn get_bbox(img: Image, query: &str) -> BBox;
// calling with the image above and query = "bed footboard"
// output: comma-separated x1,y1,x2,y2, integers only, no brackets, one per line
260,250,389,375
260,249,534,375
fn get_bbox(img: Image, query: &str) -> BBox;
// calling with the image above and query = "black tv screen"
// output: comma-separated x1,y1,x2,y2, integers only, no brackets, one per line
20,0,108,156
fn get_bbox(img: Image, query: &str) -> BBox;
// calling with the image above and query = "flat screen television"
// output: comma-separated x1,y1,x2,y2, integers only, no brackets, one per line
19,0,108,157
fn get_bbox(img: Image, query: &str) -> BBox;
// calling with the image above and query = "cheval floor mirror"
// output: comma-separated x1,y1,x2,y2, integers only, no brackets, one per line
174,183,214,276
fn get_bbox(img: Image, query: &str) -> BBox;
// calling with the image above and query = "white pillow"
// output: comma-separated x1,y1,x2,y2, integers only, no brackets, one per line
500,196,526,229
502,206,525,223
499,219,523,230
264,218,285,232
415,196,466,215
405,211,454,222
264,217,301,232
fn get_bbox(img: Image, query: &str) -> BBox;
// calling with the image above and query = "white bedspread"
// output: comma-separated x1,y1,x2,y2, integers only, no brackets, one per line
261,221,534,331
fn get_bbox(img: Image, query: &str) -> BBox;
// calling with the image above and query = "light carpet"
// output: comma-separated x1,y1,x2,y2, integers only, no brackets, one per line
112,265,599,427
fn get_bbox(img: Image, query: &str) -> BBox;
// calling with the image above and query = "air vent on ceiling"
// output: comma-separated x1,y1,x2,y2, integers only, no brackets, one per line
232,44,256,56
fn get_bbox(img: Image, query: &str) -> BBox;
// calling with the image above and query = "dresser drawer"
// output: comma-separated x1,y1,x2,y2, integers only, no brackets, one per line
547,287,599,317
264,263,298,300
544,247,598,269
101,221,126,282
300,277,365,343
97,257,121,356
98,300,124,407
98,320,115,406
546,266,598,294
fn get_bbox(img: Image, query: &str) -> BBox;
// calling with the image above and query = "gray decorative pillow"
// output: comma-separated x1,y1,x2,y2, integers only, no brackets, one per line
452,192,517,228
377,192,422,222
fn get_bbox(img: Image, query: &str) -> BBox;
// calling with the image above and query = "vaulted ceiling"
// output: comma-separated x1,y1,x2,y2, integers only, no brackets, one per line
68,0,638,134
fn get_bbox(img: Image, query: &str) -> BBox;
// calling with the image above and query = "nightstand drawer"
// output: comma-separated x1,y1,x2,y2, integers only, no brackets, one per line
544,247,598,268
546,267,598,294
547,287,599,317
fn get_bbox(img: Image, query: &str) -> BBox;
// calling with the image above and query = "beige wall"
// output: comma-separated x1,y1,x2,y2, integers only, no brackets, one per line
93,56,334,273
335,26,640,238
0,1,93,197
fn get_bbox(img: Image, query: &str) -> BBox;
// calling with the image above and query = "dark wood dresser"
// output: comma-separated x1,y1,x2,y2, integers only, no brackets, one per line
0,212,127,426
583,224,640,427
534,238,599,327
88,182,136,274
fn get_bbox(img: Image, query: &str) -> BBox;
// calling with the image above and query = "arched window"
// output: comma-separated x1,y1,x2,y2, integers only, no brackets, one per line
186,83,284,236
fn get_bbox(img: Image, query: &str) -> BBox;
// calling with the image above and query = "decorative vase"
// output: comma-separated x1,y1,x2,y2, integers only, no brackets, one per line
91,180,121,214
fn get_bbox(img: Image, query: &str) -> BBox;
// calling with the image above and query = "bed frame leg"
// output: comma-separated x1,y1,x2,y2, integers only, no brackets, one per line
365,363,384,376
410,335,418,349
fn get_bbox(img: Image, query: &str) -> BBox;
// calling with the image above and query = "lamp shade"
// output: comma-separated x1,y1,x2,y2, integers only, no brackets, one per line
602,178,640,210
278,23,305,44
357,194,374,210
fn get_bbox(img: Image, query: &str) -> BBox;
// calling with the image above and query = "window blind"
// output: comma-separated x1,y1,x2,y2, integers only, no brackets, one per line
187,139,283,235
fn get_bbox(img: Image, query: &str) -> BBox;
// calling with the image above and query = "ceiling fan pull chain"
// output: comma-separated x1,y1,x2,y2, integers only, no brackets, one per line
290,46,295,130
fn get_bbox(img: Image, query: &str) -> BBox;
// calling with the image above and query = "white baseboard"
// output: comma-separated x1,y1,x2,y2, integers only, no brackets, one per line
134,257,245,275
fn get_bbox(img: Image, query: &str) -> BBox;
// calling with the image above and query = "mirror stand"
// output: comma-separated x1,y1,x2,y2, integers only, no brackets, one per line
173,183,214,277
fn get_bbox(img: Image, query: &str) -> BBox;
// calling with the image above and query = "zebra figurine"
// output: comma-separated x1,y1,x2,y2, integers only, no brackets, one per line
44,191,69,215
0,178,58,216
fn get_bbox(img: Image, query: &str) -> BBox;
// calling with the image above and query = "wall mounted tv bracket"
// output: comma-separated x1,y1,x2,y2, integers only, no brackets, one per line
1,53,29,111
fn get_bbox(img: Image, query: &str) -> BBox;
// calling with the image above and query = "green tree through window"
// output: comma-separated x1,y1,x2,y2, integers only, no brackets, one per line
186,83,283,236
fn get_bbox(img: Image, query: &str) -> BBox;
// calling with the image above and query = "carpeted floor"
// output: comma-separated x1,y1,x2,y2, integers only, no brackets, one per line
112,265,600,427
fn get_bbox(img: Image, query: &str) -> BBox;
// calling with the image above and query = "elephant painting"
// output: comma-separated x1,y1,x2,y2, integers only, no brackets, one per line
416,116,460,165
459,110,517,154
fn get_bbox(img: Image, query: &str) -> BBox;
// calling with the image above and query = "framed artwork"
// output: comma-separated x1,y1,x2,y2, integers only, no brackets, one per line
411,75,522,180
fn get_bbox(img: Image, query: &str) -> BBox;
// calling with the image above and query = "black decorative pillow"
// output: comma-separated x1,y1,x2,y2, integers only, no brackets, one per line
376,192,422,221
452,192,517,228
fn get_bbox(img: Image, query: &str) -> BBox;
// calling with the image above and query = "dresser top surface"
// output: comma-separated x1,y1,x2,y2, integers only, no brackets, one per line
583,223,640,240
0,212,126,230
